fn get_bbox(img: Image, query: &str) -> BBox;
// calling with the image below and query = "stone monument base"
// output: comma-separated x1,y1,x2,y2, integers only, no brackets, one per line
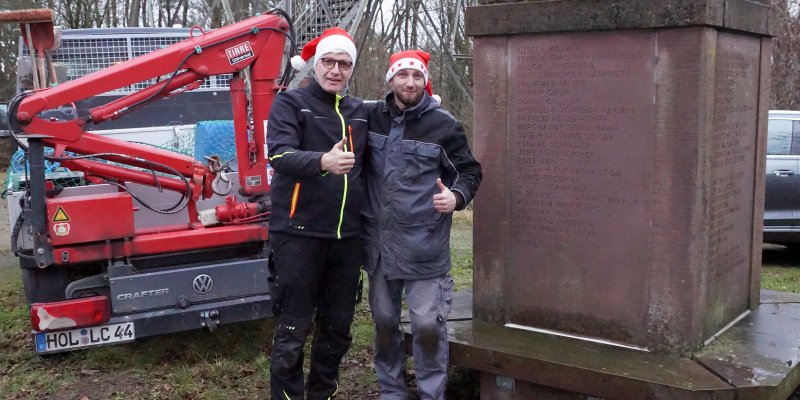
403,290,800,399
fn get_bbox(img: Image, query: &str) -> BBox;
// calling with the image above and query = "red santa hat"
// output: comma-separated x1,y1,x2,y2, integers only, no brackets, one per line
385,50,438,101
290,27,357,71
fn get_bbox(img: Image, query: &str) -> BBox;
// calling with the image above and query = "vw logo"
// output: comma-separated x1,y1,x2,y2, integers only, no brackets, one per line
192,274,214,294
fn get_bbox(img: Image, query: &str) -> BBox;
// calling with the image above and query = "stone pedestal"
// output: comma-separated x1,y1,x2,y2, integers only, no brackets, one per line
434,2,800,397
470,0,773,355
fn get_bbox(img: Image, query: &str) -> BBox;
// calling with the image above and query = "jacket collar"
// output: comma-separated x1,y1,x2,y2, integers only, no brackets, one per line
305,78,348,101
382,91,434,120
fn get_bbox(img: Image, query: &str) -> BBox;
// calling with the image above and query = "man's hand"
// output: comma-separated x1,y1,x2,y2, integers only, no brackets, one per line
433,178,456,214
320,137,355,175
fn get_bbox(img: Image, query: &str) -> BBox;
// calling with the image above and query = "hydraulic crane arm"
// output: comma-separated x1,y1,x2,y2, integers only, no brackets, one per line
10,12,290,200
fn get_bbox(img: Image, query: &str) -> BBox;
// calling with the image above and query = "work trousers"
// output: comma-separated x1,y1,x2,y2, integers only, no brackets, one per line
269,232,362,400
368,261,454,400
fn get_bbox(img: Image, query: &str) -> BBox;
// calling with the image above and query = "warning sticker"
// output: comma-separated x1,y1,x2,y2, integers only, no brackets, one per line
53,223,70,237
52,207,70,222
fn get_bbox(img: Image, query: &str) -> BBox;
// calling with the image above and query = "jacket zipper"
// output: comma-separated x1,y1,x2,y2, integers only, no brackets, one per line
334,95,347,239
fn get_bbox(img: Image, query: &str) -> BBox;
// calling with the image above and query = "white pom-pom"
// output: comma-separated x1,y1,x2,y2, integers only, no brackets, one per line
432,94,441,103
290,55,307,71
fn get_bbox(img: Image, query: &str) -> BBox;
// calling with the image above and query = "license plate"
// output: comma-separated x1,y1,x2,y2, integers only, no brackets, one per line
34,322,135,353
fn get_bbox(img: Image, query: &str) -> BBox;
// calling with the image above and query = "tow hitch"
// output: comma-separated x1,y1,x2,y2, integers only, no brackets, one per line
200,310,220,332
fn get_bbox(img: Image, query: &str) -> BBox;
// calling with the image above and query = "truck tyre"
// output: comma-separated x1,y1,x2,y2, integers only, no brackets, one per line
20,258,70,305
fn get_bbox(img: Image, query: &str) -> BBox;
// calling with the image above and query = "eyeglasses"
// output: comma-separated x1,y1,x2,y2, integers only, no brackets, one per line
320,57,353,71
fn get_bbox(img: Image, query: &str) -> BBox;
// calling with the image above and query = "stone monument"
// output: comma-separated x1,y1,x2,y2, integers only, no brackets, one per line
471,0,770,356
443,0,800,398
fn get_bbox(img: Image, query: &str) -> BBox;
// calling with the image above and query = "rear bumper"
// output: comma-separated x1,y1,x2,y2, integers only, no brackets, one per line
763,226,797,245
30,249,274,353
32,294,274,353
114,294,274,338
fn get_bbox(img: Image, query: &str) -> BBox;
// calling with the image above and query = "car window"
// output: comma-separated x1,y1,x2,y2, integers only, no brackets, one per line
793,121,800,156
768,119,793,155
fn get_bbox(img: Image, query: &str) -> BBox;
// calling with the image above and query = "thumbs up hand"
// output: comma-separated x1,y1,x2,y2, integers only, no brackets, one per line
433,178,456,214
320,137,355,175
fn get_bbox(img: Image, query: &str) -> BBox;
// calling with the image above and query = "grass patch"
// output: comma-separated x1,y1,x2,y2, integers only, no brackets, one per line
5,177,800,399
762,266,800,292
0,293,378,399
761,245,800,292
451,209,474,291
0,257,372,399
6,208,800,398
0,205,476,398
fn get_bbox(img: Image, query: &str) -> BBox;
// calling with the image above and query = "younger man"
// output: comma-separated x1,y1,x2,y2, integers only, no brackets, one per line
363,50,482,400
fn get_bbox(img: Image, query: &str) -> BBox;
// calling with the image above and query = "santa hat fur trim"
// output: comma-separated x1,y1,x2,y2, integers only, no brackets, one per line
385,50,436,98
291,27,357,70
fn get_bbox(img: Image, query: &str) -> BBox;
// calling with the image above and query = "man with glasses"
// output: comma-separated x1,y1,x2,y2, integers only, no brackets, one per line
266,27,367,400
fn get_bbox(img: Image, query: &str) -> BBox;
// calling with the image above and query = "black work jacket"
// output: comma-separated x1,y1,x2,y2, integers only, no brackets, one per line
267,80,368,238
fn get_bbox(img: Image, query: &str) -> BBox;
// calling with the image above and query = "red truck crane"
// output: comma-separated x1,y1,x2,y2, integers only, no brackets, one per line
3,9,293,353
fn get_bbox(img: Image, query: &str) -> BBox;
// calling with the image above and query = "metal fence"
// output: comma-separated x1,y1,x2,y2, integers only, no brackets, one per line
18,28,232,95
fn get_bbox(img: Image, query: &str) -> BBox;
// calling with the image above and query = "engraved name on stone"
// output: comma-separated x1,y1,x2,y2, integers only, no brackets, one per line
511,41,646,248
708,48,756,276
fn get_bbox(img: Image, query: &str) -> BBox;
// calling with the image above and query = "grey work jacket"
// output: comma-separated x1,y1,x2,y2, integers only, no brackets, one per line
362,92,482,280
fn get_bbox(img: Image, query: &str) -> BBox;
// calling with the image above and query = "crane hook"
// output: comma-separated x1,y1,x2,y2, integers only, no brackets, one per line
206,155,233,196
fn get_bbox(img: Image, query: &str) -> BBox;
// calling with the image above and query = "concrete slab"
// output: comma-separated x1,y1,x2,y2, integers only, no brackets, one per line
760,290,800,304
695,300,800,399
402,290,800,399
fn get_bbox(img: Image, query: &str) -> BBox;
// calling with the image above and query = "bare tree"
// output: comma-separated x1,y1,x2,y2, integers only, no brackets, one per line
58,0,104,28
127,0,141,26
180,0,190,26
771,0,800,110
0,0,42,165
351,0,473,138
157,0,184,27
25,0,800,142
403,0,472,136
